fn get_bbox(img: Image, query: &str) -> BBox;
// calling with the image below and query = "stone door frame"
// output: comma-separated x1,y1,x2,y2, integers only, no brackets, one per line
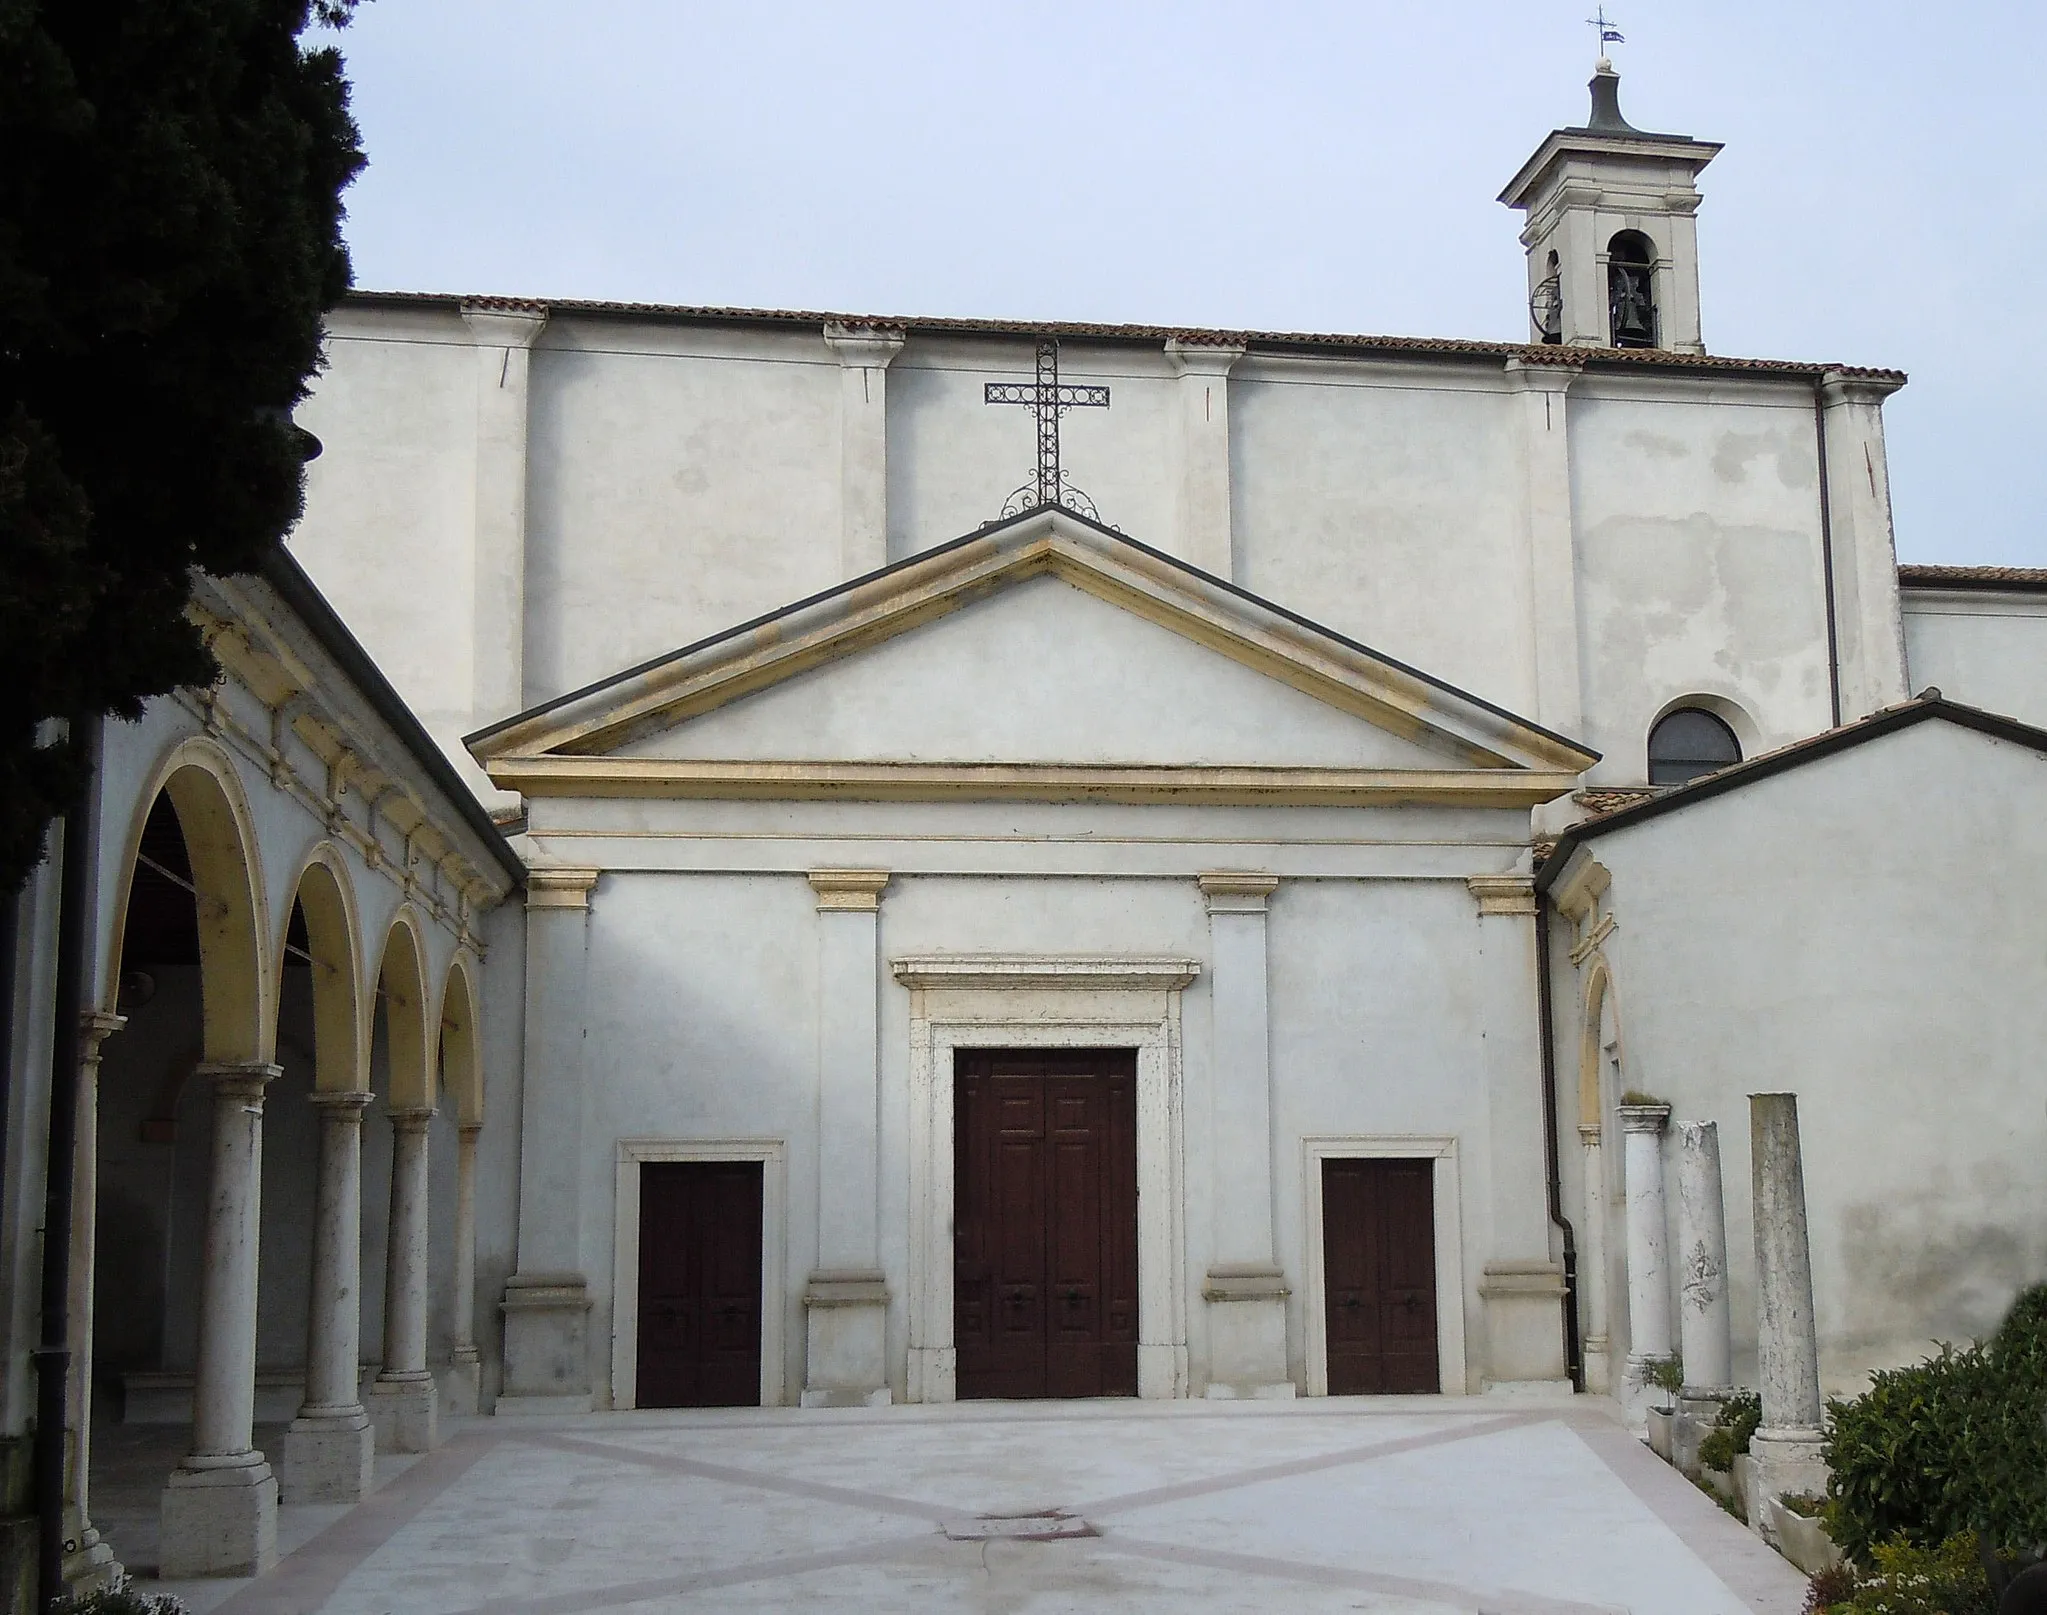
1300,1134,1468,1398
894,955,1200,1404
611,1136,787,1409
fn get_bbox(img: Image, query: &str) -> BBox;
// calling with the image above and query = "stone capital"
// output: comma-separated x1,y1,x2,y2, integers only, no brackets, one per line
1199,871,1279,914
525,866,601,910
387,1106,437,1134
1503,357,1582,393
194,1061,282,1103
79,1010,127,1053
458,1121,485,1144
308,1089,375,1120
460,303,547,349
823,323,906,368
1466,873,1537,917
1578,1122,1604,1145
1820,369,1905,410
1616,1102,1672,1135
807,868,891,912
1165,337,1246,378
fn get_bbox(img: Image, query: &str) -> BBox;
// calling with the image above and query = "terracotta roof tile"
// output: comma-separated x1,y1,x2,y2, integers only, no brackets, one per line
1898,564,2047,591
343,290,1906,383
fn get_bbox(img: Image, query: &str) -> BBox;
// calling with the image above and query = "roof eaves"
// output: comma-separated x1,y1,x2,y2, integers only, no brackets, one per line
1899,564,2047,593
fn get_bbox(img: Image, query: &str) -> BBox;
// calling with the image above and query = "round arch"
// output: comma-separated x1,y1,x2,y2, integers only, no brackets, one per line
1577,956,1622,1131
374,912,435,1111
436,953,484,1128
104,740,272,1064
279,845,366,1094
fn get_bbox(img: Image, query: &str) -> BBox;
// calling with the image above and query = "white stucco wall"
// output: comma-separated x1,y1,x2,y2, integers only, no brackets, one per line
1902,590,2047,727
1555,717,2047,1395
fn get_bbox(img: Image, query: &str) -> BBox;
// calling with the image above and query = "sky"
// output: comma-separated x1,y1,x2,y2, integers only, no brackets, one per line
329,1,2046,567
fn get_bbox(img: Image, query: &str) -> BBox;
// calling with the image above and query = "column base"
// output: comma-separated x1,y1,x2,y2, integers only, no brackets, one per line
906,1345,955,1405
1582,1336,1612,1395
368,1373,438,1453
1201,1265,1295,1399
159,1457,278,1579
1749,1428,1829,1508
1480,1261,1568,1387
281,1408,374,1504
499,1271,593,1411
61,1521,122,1596
801,1271,892,1408
443,1348,482,1417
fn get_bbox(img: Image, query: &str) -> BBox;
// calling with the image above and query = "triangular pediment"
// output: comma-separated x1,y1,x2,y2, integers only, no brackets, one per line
469,507,1596,807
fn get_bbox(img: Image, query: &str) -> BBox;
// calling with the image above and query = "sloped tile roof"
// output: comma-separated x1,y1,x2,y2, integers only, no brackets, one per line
1899,564,2047,591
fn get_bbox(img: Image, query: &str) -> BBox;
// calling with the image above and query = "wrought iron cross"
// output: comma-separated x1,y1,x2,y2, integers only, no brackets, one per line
984,340,1110,522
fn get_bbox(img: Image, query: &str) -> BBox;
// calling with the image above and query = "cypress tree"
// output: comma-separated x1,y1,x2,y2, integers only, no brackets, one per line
0,0,365,892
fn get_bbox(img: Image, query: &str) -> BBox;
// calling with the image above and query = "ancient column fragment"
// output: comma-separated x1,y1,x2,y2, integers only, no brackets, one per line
1749,1092,1828,1499
1617,1101,1672,1404
1676,1120,1732,1396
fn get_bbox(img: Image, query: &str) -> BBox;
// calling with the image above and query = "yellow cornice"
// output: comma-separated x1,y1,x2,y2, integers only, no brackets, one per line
487,755,1581,808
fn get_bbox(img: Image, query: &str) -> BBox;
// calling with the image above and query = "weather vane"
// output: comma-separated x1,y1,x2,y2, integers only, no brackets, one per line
1587,7,1624,50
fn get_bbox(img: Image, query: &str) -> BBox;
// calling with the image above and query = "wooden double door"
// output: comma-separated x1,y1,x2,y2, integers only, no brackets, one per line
636,1161,764,1407
1322,1157,1440,1394
954,1049,1139,1399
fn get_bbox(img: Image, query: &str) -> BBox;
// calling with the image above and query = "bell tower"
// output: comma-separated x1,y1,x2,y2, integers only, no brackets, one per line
1499,60,1722,354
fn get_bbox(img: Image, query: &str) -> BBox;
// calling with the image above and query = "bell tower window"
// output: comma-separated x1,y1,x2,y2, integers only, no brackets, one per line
1607,231,1658,349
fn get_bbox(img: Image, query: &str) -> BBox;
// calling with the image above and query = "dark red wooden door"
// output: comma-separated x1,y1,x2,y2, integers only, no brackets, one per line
636,1161,764,1407
1323,1157,1438,1394
954,1050,1138,1399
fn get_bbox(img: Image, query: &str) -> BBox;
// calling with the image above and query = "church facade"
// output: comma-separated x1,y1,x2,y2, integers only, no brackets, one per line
5,58,2046,1592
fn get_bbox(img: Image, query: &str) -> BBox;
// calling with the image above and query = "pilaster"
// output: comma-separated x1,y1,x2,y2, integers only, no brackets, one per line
1198,872,1293,1398
460,303,546,728
802,869,892,1407
1165,340,1245,578
825,324,905,579
500,866,600,1415
1503,362,1585,832
1466,875,1569,1390
1576,1124,1612,1393
1820,371,1911,718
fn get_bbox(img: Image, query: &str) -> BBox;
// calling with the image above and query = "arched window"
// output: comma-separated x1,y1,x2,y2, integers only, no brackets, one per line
1607,231,1657,349
1647,707,1741,786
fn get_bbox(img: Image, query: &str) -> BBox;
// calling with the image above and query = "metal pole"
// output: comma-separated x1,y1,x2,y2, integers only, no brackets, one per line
35,712,99,1611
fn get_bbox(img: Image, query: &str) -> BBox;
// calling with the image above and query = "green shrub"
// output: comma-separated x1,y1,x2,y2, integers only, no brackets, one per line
1823,1283,2047,1564
1699,1390,1761,1472
57,1582,187,1614
1806,1532,1994,1615
1645,1353,1685,1407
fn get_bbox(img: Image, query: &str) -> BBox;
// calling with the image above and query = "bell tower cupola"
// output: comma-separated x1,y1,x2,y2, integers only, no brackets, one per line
1499,59,1722,353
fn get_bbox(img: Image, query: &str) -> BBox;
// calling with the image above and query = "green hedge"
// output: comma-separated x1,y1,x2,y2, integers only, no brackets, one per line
1823,1284,2047,1563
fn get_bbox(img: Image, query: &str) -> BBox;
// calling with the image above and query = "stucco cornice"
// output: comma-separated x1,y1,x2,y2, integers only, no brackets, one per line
889,954,1201,992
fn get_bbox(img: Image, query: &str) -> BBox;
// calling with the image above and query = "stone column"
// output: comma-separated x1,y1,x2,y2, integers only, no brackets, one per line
499,866,600,1415
1819,372,1911,720
1577,1124,1611,1393
1617,1102,1673,1409
445,1122,484,1416
1468,875,1569,1389
1164,339,1244,578
825,324,905,579
1198,873,1292,1399
160,1062,281,1580
281,1091,375,1503
1749,1093,1827,1498
61,1012,124,1595
369,1108,437,1452
461,302,546,731
1676,1120,1732,1398
801,870,892,1407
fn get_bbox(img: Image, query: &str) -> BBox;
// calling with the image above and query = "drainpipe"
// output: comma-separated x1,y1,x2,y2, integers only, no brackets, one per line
35,712,99,1611
1815,387,1843,728
1535,888,1583,1390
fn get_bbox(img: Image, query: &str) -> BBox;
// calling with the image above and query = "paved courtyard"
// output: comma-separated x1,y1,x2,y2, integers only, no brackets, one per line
104,1395,1805,1614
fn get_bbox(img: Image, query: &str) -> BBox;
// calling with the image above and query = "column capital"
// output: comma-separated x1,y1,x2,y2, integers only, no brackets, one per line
194,1061,281,1102
526,866,601,910
460,302,547,348
1165,337,1246,377
1199,871,1278,914
1466,873,1536,917
308,1089,375,1117
387,1106,437,1133
1503,356,1582,393
823,323,905,367
458,1121,485,1143
808,868,891,912
1577,1122,1605,1145
1616,1102,1671,1135
80,1010,127,1052
1819,368,1905,409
